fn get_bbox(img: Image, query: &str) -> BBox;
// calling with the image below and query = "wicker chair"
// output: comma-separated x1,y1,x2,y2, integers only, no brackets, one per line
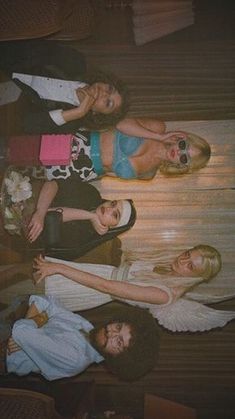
0,387,61,419
0,0,94,42
0,380,95,419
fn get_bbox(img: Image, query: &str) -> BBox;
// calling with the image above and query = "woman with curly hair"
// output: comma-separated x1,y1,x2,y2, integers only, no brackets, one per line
10,70,130,134
0,40,129,134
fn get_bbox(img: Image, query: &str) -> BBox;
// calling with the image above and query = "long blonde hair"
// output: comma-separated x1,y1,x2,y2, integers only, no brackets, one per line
122,244,221,291
159,132,211,176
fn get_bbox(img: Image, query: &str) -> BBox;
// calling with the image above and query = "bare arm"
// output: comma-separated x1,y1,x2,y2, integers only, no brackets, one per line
28,179,107,240
50,207,108,235
61,86,98,123
27,180,58,242
34,256,170,305
116,117,186,141
53,207,94,222
116,117,166,139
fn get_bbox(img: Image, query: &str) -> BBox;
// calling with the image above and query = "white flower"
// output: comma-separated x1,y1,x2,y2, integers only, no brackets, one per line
4,223,17,230
5,171,32,203
5,207,14,219
4,223,21,235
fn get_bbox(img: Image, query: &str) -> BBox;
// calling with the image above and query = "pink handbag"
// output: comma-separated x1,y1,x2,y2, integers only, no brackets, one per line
39,134,73,166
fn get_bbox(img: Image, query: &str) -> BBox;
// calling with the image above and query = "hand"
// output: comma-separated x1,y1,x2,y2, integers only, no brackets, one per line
33,254,60,283
27,210,45,243
160,131,186,142
75,84,99,117
7,337,21,355
31,311,49,328
90,213,108,235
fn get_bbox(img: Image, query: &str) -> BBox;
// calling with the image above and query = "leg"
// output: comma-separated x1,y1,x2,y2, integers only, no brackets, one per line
0,40,87,79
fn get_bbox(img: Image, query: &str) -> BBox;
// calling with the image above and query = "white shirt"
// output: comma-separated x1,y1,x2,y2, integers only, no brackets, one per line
7,295,103,381
12,73,87,126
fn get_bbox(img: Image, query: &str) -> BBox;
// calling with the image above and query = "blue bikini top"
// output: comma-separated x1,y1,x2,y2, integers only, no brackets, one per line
90,130,144,179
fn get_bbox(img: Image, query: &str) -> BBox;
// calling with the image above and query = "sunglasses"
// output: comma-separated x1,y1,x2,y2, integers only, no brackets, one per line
178,139,190,165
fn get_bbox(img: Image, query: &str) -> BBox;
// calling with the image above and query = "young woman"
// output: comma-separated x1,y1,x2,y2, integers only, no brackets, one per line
1,245,235,332
2,175,136,262
0,40,128,134
26,177,136,260
31,244,235,332
11,72,129,134
44,125,211,182
32,244,221,308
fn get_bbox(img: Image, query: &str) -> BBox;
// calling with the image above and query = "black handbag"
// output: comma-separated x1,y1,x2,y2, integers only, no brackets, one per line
43,208,63,248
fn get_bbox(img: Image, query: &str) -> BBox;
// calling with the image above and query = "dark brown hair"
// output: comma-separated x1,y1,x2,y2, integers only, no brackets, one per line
100,306,160,381
79,71,129,130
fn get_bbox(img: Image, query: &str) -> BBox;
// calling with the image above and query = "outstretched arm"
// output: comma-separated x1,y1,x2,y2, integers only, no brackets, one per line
34,256,170,305
116,117,185,141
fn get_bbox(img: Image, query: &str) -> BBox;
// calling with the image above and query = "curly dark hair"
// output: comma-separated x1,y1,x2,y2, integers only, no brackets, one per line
79,71,129,130
94,306,160,381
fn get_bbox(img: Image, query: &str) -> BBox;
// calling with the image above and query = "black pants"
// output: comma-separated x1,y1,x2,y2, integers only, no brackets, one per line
0,40,87,80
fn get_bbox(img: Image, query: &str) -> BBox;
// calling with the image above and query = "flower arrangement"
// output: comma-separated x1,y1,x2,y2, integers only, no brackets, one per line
5,170,32,203
2,169,33,235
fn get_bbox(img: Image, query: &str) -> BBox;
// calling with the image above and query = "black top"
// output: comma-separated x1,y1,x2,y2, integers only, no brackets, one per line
0,40,87,134
0,40,86,80
13,178,110,261
51,178,103,251
12,177,134,261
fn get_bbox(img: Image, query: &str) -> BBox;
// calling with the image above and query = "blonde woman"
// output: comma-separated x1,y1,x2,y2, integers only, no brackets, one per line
32,244,235,332
45,124,211,182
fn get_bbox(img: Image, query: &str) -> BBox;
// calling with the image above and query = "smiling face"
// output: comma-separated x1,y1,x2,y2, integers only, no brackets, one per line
91,322,132,356
90,82,122,114
96,200,123,228
171,248,205,277
165,137,201,167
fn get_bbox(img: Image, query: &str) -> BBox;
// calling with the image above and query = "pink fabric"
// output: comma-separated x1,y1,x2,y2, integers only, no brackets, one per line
40,134,72,166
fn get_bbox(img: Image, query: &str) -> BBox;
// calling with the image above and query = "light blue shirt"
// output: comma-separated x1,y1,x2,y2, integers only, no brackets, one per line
7,295,103,381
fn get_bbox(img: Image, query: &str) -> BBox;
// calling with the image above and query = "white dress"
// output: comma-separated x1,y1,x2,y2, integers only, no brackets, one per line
45,258,235,333
45,259,173,311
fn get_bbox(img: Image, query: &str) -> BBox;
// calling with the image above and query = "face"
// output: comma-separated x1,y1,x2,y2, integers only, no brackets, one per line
91,82,122,114
92,322,132,356
96,200,123,228
171,248,204,277
165,137,201,166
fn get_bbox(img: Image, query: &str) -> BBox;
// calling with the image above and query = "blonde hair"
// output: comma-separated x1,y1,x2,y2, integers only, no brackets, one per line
159,132,211,176
192,244,222,280
122,244,222,292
